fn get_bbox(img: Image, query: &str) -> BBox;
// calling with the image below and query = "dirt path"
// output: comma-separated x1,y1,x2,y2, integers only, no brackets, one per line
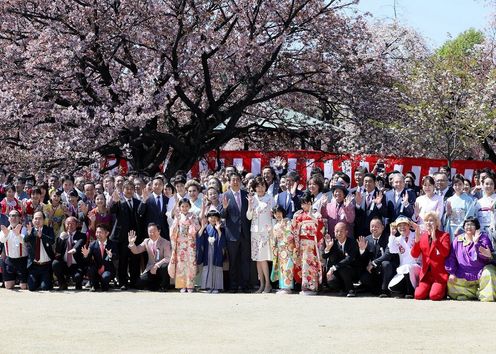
0,289,491,353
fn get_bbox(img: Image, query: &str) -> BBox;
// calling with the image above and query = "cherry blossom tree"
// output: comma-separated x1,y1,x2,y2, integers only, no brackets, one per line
0,0,403,176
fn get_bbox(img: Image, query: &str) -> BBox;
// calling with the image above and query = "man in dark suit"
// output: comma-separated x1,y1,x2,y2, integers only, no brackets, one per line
110,181,142,290
434,172,454,201
349,166,368,195
323,222,361,297
357,217,398,297
24,211,55,291
354,173,387,238
384,173,416,230
138,176,169,240
82,223,118,292
52,216,87,290
221,172,251,292
275,171,303,220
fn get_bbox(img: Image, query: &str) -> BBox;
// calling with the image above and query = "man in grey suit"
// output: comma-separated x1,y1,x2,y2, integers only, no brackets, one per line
128,223,171,291
221,172,251,293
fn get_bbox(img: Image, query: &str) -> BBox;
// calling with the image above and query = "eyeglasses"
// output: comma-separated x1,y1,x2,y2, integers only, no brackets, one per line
9,214,20,217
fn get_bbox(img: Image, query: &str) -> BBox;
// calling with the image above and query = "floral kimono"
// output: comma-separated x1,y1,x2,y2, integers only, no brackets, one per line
292,210,325,291
270,218,296,290
168,212,201,289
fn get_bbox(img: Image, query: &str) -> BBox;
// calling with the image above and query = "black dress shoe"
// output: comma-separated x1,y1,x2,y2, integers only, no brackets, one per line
228,288,238,293
120,285,128,291
379,292,389,298
346,290,356,298
242,288,252,294
90,287,97,292
58,284,68,291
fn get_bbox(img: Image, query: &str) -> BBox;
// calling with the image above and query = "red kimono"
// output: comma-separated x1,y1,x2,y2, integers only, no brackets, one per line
292,210,325,292
411,229,451,300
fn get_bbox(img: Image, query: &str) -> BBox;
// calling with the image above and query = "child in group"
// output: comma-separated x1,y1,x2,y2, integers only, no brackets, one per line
197,209,226,293
292,192,325,295
169,198,201,293
270,206,296,294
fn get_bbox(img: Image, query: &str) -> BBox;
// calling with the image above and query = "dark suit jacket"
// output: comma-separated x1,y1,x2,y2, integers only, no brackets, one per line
85,239,119,275
354,188,387,238
24,226,55,269
220,189,251,242
443,187,455,202
110,197,142,243
384,188,416,226
137,194,169,240
54,230,86,265
275,190,303,220
323,236,360,272
358,233,398,269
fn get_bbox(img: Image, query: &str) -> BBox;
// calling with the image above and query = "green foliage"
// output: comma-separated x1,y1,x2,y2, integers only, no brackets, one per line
436,28,484,59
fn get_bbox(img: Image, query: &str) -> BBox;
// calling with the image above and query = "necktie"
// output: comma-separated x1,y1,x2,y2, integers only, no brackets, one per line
67,234,73,267
156,196,161,212
366,193,372,208
235,192,241,210
35,229,41,261
127,199,133,211
374,238,378,246
99,243,105,275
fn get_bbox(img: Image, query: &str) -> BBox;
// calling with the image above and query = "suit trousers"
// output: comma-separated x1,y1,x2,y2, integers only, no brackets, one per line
327,265,357,292
28,263,52,291
117,242,141,287
137,264,169,290
360,261,394,294
52,260,84,288
227,237,251,290
89,266,113,291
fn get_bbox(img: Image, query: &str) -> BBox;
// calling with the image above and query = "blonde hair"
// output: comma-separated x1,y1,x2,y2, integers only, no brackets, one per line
423,211,441,229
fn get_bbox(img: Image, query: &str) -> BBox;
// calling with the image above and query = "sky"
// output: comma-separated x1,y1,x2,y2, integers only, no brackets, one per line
355,0,492,48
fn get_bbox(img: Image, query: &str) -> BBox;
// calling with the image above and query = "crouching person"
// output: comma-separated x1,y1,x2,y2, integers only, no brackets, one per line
128,223,171,291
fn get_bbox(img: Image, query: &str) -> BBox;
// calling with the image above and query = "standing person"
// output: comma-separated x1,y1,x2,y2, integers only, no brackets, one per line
43,190,66,238
81,224,118,292
387,216,421,298
87,193,113,244
262,166,280,197
138,176,169,240
292,192,325,295
434,172,454,201
168,198,201,293
354,173,386,239
323,222,361,297
275,171,302,220
445,175,477,240
445,217,496,302
0,185,22,226
221,172,251,293
320,183,355,239
128,224,171,292
52,217,87,290
476,173,496,247
411,212,450,301
110,182,142,290
350,167,367,195
384,174,416,230
0,211,28,290
269,206,296,294
22,188,44,225
357,217,397,297
414,176,444,226
307,175,326,213
185,180,203,216
197,210,226,293
246,176,275,294
24,211,55,291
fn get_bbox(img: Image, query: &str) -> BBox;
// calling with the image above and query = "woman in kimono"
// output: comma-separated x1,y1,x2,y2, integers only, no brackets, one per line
247,176,275,293
43,189,66,238
0,185,23,226
414,176,444,226
476,173,496,247
444,175,477,240
388,216,421,298
270,205,296,294
197,209,226,293
292,192,325,295
169,198,201,293
445,217,496,302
